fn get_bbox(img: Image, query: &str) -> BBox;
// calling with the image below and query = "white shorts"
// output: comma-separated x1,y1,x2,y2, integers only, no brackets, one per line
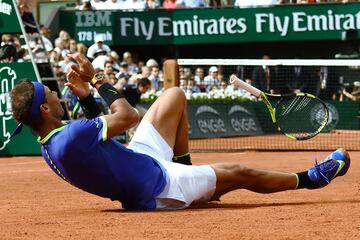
128,121,217,210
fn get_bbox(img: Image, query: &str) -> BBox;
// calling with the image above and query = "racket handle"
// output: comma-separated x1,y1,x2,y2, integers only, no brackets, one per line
230,74,262,97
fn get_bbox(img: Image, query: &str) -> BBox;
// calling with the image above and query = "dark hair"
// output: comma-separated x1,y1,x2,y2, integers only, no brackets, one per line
11,79,43,131
0,44,17,61
137,77,151,87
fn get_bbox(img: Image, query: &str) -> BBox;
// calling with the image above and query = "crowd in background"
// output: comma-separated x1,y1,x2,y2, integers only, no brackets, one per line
75,0,358,10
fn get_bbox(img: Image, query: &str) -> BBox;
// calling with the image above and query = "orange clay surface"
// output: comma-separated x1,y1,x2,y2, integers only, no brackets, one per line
0,151,359,240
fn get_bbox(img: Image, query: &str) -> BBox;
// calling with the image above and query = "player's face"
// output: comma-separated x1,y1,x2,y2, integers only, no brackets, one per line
43,86,64,119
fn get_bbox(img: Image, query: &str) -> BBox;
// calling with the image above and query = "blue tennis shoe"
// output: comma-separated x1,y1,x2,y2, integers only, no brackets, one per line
308,148,350,188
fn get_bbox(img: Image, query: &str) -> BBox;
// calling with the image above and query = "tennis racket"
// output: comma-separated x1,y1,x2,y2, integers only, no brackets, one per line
229,74,329,140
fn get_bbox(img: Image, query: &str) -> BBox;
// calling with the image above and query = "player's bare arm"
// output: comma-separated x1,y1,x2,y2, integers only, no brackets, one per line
68,53,140,138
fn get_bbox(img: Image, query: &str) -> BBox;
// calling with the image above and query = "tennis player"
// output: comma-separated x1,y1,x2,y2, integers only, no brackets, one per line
10,53,350,210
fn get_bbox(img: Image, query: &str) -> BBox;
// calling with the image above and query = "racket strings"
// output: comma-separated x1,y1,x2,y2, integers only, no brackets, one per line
275,96,328,140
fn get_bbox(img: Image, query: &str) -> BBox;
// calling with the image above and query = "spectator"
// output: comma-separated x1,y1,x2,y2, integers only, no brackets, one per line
58,30,71,50
76,43,88,56
176,0,206,8
104,61,115,76
58,53,76,73
163,0,177,8
69,39,78,54
114,72,130,91
53,38,69,58
87,34,111,60
0,44,17,63
103,0,124,9
140,65,151,78
115,61,131,79
146,0,160,8
187,78,201,94
204,66,220,92
234,0,277,8
40,27,54,52
123,51,139,75
77,0,95,10
179,78,188,92
316,66,339,100
146,58,159,71
148,65,162,92
121,0,146,10
91,49,109,70
109,50,121,70
204,0,231,7
251,54,274,93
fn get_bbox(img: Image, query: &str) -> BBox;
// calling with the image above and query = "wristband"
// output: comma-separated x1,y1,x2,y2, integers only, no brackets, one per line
78,94,102,119
97,82,124,107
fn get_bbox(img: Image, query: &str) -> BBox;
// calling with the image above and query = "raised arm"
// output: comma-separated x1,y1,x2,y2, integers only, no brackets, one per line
67,53,140,139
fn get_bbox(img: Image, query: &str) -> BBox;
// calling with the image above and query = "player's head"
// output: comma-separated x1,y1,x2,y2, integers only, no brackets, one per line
11,79,63,132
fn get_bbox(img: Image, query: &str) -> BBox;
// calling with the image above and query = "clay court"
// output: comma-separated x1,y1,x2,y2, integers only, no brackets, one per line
1,151,359,240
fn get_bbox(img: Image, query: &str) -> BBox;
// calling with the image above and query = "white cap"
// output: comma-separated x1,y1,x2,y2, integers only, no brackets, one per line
94,34,104,43
146,58,158,67
209,66,218,72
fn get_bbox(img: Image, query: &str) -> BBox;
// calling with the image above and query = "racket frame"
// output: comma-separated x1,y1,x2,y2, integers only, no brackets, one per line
230,75,329,140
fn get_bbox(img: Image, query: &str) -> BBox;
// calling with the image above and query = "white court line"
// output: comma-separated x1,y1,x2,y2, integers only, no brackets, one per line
0,160,44,166
192,152,246,158
0,169,50,175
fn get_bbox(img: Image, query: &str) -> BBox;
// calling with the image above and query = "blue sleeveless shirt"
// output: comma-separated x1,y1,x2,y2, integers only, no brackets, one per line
38,117,167,210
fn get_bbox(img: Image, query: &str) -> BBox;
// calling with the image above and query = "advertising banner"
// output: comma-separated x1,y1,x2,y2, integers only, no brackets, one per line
60,3,360,46
0,0,21,33
0,63,40,155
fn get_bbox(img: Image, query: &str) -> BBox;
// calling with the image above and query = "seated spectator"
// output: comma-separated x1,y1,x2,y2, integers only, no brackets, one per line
87,34,111,60
109,50,121,70
121,0,146,10
103,0,124,9
0,44,17,63
115,61,131,79
176,0,206,8
114,72,130,91
179,78,187,92
53,38,69,58
91,49,109,70
40,27,54,52
123,51,139,75
69,39,78,54
140,65,151,78
76,43,88,56
204,66,220,92
234,0,277,8
187,78,201,94
148,65,162,92
219,80,228,93
163,0,177,8
104,61,115,76
58,54,76,73
77,0,95,10
146,0,160,8
204,0,231,7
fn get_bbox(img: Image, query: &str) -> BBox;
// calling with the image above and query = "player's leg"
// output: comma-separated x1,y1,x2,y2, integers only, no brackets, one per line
210,148,350,201
210,163,297,200
142,87,190,158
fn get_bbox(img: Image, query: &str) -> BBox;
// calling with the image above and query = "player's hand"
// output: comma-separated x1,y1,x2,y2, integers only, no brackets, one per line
66,65,91,100
67,53,96,82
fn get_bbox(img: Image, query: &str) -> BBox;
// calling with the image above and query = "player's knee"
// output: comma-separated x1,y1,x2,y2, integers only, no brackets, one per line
167,87,186,100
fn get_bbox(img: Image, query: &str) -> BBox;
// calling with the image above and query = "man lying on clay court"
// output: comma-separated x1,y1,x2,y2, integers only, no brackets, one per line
10,53,350,210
